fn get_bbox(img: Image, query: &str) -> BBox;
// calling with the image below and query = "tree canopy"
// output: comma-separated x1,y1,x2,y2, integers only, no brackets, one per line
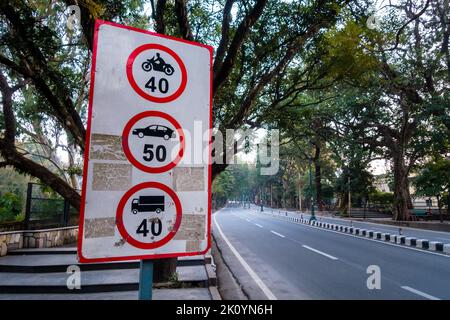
1,0,449,221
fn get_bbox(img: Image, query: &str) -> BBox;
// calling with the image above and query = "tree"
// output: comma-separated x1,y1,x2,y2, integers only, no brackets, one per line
314,0,450,220
212,169,236,208
0,165,30,222
414,157,450,221
334,163,375,215
0,0,151,209
1,0,353,210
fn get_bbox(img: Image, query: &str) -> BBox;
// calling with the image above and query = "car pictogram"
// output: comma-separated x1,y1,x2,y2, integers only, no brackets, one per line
132,124,175,140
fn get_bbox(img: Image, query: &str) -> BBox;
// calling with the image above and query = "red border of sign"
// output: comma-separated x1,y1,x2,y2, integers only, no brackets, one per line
126,44,187,103
116,182,182,249
77,19,213,263
121,111,185,173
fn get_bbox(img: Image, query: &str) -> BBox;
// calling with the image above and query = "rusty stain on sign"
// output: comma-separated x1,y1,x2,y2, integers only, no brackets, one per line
90,133,126,160
186,240,201,252
114,238,126,247
85,217,116,238
194,206,204,213
92,163,132,191
166,219,174,232
174,214,205,240
173,167,205,191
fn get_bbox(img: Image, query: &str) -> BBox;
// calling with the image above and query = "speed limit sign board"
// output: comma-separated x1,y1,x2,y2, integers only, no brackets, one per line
78,20,212,262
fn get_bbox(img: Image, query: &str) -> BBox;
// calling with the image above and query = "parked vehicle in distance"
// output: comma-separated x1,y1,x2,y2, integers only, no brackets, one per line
132,125,175,140
131,196,165,214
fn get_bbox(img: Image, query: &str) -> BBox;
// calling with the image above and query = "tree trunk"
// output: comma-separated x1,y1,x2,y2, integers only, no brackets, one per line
437,195,443,223
68,144,80,190
392,153,412,221
338,191,349,215
153,258,178,283
298,174,302,211
313,144,322,211
447,190,450,215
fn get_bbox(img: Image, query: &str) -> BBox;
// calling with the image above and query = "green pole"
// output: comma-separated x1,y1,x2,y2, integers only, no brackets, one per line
138,259,153,300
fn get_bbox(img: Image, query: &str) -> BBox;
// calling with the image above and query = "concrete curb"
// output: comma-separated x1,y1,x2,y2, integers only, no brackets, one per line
250,206,450,255
210,232,247,300
205,251,221,300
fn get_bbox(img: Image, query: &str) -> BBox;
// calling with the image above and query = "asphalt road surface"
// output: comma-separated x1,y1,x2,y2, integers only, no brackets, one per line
257,205,450,243
212,207,450,300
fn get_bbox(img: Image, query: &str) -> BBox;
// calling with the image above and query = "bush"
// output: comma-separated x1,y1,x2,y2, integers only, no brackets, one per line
369,191,394,205
14,212,25,222
0,192,22,222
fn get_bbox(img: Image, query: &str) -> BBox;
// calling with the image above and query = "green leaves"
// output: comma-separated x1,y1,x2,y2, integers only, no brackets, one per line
414,157,450,198
0,192,23,223
321,20,379,83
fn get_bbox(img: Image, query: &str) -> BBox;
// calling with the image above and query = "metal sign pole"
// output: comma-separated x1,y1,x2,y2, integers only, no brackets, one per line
138,259,153,300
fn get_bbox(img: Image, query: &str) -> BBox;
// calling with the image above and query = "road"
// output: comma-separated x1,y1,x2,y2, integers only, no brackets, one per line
212,206,450,300
255,205,450,243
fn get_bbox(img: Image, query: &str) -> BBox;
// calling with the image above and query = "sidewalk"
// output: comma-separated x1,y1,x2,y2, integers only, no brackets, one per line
0,246,220,300
360,218,450,232
248,205,450,255
250,204,450,244
257,205,450,233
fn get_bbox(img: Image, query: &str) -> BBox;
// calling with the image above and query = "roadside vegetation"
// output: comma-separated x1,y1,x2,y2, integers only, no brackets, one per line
0,0,448,226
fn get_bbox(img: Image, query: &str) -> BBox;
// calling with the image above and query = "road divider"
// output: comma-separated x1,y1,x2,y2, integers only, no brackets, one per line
429,241,443,252
390,235,397,243
248,205,450,256
444,244,450,254
417,239,429,249
405,237,417,246
396,236,406,244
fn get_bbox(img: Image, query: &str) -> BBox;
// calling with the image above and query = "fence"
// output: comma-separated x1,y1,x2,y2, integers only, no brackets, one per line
22,183,79,230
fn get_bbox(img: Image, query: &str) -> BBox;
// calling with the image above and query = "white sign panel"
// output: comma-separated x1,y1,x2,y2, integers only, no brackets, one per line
78,20,212,262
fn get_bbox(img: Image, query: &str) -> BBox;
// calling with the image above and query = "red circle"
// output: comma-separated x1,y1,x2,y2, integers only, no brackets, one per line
116,182,182,249
126,44,187,103
122,111,185,173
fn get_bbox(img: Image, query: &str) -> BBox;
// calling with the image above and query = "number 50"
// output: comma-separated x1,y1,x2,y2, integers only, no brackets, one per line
143,144,167,162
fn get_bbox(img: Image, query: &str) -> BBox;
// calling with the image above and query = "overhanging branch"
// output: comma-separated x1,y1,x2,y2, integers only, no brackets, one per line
174,0,194,41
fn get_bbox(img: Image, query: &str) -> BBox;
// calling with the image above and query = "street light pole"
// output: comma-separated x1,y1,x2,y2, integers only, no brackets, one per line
309,158,316,221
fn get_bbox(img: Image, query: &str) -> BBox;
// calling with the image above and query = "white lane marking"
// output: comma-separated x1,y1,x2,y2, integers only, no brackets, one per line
401,286,440,300
245,219,251,222
213,213,277,300
302,245,338,260
255,223,263,228
250,209,450,259
270,230,285,238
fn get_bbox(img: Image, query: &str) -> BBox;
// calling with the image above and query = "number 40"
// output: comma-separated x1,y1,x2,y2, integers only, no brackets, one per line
137,218,162,237
145,77,169,94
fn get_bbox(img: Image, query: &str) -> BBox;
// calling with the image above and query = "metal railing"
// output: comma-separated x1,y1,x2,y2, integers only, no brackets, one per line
23,182,79,230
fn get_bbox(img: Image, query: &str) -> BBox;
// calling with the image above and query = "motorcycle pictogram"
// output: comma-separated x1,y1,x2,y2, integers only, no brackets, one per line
141,53,175,76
